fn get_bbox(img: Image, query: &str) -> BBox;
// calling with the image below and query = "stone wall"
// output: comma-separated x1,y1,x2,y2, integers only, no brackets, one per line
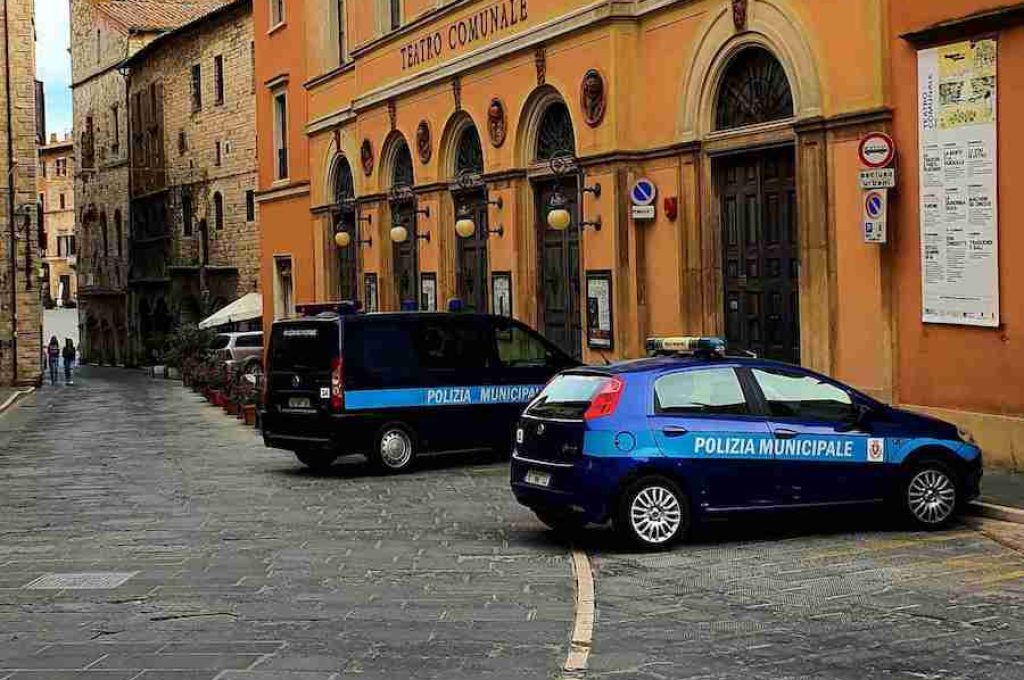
128,0,258,335
0,0,42,386
69,0,158,364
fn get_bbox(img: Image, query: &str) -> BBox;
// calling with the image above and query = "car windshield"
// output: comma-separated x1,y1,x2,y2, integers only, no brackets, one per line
210,335,231,350
526,374,607,419
269,323,338,372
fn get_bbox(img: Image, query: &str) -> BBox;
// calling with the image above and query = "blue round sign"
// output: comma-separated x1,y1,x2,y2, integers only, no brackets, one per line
865,191,885,219
631,179,657,206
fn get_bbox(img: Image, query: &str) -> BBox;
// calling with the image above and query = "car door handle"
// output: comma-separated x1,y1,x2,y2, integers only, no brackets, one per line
774,428,799,440
661,426,689,438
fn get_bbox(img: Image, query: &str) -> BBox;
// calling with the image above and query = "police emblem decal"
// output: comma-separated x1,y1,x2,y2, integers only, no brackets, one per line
292,375,301,388
867,438,885,463
536,423,546,436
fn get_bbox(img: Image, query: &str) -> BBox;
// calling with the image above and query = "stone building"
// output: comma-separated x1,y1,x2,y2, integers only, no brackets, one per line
123,0,258,359
38,134,77,307
0,0,41,386
70,0,236,365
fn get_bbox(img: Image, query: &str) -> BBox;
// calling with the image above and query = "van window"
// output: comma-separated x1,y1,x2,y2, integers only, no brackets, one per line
414,318,490,384
343,320,418,389
496,322,551,368
269,323,338,372
210,335,231,350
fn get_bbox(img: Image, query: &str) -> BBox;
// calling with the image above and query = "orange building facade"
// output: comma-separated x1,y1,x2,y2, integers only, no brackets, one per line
255,0,1024,469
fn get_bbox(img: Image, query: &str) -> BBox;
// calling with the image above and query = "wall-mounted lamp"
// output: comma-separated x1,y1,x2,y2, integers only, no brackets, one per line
546,151,602,232
455,203,504,239
390,221,430,244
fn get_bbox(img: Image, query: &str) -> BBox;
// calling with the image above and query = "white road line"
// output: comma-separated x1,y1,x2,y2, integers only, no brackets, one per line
563,548,595,677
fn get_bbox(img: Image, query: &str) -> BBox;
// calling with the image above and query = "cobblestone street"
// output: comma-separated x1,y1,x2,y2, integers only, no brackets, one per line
0,368,573,679
2,368,1024,679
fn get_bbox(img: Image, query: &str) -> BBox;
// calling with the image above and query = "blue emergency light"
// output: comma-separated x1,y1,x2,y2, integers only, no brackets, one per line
646,336,727,358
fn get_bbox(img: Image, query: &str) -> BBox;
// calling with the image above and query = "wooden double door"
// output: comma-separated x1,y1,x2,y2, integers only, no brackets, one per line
534,178,581,360
455,190,489,313
718,148,800,364
392,201,418,308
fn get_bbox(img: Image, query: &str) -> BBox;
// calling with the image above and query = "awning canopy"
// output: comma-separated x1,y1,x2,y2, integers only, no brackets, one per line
198,292,262,330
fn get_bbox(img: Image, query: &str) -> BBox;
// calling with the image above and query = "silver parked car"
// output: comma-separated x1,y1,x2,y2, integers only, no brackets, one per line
211,332,263,363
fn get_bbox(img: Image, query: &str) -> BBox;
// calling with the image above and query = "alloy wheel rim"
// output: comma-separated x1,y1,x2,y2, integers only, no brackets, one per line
380,430,412,469
630,485,683,544
907,469,956,524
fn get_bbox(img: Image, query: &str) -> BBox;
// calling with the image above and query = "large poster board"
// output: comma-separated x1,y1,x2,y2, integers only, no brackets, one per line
918,39,999,327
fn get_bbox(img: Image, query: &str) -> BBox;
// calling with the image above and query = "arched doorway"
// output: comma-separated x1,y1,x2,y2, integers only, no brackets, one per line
714,47,798,363
387,137,418,309
532,100,580,359
451,124,488,312
332,156,358,301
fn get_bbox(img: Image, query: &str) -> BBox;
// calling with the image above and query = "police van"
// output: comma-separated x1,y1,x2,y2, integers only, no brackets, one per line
510,337,983,550
261,308,578,471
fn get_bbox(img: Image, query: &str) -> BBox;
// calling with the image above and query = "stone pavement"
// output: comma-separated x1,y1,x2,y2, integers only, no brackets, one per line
3,367,1024,680
0,367,574,679
585,514,1024,680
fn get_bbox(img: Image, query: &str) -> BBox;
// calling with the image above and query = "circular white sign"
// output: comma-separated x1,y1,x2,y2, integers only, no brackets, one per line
858,133,896,169
631,179,657,206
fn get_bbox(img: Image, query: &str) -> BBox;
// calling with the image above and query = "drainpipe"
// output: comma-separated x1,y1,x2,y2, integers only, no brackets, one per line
4,0,19,383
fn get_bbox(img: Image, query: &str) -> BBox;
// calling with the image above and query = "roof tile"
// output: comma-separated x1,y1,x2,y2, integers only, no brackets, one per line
95,0,235,32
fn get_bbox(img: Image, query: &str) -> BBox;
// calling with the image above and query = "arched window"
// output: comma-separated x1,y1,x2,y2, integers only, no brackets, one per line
391,139,413,189
214,192,224,230
715,47,794,131
455,126,484,175
100,211,108,257
114,210,122,257
535,102,575,162
334,157,354,203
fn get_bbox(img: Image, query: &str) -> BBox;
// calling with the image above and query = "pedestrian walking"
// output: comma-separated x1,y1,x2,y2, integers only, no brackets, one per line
46,336,60,386
62,338,77,385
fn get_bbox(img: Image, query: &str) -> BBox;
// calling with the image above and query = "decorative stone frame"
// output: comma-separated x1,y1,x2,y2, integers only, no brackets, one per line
677,0,833,374
437,111,481,181
515,85,578,172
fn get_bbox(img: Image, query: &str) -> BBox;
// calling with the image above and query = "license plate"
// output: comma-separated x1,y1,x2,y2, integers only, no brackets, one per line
288,397,312,409
525,470,551,488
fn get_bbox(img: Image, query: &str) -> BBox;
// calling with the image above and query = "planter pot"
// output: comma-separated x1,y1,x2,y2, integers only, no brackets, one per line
225,401,239,416
242,404,257,426
167,367,181,380
210,390,224,406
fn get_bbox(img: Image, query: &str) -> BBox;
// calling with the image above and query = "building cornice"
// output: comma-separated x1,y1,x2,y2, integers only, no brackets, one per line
256,181,310,204
901,2,1024,46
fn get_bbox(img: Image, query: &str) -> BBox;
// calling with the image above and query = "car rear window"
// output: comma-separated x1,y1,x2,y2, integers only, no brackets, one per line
210,335,231,350
526,374,608,419
269,323,338,372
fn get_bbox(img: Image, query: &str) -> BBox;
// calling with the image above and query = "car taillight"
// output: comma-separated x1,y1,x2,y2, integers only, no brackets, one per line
584,376,625,421
330,356,344,412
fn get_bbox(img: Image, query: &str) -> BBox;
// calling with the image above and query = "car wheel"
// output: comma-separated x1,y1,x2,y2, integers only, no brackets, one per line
534,509,587,535
372,425,416,473
295,450,337,472
903,461,960,529
616,476,689,550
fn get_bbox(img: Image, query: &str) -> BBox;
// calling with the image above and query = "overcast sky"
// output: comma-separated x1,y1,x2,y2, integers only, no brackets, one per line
36,0,72,139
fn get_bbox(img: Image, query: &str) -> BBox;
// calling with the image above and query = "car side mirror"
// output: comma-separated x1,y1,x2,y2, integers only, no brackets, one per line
837,403,873,432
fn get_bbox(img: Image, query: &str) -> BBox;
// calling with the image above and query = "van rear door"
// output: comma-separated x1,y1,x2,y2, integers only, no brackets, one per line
267,320,339,415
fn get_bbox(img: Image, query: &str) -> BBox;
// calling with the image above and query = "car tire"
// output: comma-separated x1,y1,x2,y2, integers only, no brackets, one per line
295,450,337,472
534,509,587,535
901,460,961,530
615,476,690,550
371,424,416,473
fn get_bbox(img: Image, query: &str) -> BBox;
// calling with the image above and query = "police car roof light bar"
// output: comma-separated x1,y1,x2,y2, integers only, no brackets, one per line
646,337,727,359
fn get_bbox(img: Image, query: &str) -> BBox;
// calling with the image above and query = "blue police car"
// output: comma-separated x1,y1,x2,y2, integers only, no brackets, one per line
510,337,982,550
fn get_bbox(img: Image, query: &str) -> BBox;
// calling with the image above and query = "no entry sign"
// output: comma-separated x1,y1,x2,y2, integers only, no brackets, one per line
858,132,896,169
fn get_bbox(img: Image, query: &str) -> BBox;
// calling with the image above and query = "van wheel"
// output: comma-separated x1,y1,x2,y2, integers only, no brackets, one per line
615,476,689,550
372,425,416,473
902,460,960,530
295,451,337,472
